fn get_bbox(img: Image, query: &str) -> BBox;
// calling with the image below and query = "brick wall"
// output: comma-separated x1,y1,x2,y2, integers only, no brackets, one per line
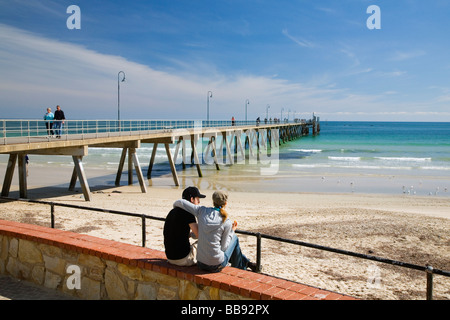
0,219,356,300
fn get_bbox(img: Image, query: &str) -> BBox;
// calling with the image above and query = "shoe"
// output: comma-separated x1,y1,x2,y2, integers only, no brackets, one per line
247,261,258,272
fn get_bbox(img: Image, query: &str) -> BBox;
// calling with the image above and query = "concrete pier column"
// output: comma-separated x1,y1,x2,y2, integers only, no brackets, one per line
1,153,17,197
72,155,91,201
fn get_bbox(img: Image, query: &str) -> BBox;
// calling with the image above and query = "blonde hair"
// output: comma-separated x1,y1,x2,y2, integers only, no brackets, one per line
218,207,228,223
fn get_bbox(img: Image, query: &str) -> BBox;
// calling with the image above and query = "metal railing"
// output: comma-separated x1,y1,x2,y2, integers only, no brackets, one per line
1,196,448,300
0,119,306,145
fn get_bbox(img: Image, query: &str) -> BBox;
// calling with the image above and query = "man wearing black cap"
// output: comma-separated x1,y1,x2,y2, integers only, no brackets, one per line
163,186,206,266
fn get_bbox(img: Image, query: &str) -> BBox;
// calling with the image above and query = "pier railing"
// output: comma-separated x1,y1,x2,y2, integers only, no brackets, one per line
0,119,305,144
1,196,448,300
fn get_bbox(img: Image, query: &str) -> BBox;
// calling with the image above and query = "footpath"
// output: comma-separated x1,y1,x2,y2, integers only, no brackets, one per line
0,275,77,300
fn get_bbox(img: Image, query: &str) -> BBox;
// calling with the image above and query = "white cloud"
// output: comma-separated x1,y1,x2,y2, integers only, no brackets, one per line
0,24,448,122
390,50,426,61
380,70,407,77
281,29,315,48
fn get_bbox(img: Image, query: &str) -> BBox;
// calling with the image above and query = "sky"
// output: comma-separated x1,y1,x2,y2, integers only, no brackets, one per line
0,0,449,122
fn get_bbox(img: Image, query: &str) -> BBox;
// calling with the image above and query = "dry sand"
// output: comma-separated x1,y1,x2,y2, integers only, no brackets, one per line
1,180,449,300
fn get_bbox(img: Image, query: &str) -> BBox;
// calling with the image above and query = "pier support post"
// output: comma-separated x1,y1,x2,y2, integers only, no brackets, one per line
182,138,187,169
130,147,147,193
272,129,279,147
211,136,220,170
17,154,27,199
234,130,245,163
1,153,17,197
116,148,127,186
145,137,179,186
246,129,258,163
204,133,220,170
164,143,179,186
115,147,147,193
128,148,133,185
1,147,90,201
173,137,187,170
222,132,234,165
72,155,91,201
69,157,82,191
147,143,158,179
191,134,202,177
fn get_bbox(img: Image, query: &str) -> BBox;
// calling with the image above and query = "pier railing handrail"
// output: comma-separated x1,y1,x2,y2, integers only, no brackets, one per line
1,196,447,300
0,119,306,145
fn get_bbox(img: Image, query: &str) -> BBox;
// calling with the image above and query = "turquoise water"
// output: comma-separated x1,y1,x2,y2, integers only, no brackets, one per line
268,121,450,196
2,121,449,196
281,122,450,175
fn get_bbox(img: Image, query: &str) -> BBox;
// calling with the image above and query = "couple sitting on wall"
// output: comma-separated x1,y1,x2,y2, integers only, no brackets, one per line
163,186,258,273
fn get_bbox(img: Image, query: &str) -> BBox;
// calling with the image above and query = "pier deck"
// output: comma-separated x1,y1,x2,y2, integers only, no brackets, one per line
0,118,319,201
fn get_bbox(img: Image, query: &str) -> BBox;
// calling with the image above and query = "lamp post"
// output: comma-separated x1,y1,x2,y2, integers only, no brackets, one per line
281,107,284,123
245,99,250,122
118,71,126,129
266,104,270,121
207,91,213,123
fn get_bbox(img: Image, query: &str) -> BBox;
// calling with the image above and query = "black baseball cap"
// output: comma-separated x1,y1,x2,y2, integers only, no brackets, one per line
182,186,206,200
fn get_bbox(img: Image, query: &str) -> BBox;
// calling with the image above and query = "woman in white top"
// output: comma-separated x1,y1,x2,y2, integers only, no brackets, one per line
173,190,257,272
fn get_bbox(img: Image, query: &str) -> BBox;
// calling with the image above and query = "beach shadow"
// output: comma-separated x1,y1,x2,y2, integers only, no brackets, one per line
3,164,184,201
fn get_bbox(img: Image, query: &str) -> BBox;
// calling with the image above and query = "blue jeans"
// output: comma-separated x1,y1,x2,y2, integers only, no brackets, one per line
197,235,250,272
54,121,63,136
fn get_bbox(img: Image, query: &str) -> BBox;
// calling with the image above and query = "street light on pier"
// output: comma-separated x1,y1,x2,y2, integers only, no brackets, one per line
266,104,270,121
207,91,213,123
118,71,126,129
245,99,250,122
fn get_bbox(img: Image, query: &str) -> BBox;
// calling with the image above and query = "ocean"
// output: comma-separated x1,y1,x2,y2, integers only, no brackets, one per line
1,121,449,197
272,121,450,196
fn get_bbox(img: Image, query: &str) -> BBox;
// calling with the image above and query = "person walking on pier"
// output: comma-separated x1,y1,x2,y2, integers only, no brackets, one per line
43,107,54,137
53,105,66,138
164,187,203,267
173,190,257,272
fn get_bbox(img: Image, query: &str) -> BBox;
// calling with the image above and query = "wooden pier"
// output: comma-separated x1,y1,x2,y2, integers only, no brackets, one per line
0,117,319,201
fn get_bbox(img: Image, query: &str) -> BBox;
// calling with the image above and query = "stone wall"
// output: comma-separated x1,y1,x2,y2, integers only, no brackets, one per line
0,228,247,299
0,219,356,300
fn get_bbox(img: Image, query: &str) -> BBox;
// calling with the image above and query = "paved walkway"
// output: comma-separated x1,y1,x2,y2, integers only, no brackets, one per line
0,275,77,300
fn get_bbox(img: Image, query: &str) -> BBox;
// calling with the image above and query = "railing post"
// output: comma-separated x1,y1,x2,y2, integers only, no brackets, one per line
256,232,262,273
50,203,55,228
426,265,434,300
141,215,146,247
27,121,30,143
2,120,5,144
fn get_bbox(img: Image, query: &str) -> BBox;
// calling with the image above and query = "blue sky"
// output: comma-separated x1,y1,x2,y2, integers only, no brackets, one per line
0,0,449,121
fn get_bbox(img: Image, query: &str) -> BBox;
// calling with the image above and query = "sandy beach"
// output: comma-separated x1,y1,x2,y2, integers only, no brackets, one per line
0,161,449,300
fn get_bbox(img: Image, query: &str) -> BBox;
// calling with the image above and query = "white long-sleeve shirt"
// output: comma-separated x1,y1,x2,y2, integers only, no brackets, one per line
173,199,234,266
